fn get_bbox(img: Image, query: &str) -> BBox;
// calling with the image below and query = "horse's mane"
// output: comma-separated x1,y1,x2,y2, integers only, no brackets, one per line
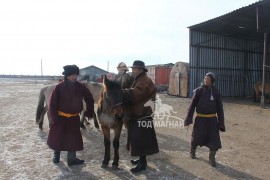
104,79,121,89
97,78,121,114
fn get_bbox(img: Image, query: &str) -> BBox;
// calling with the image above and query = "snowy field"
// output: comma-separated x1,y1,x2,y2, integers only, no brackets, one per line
0,78,269,180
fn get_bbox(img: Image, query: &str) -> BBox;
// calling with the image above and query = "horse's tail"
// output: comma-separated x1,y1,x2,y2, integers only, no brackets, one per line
36,86,47,123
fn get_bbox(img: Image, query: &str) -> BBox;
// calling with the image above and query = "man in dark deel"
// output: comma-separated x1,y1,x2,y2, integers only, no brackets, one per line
47,64,94,166
184,72,225,167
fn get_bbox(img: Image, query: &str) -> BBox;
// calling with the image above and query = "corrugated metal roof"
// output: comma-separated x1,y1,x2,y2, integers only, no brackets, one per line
188,0,270,41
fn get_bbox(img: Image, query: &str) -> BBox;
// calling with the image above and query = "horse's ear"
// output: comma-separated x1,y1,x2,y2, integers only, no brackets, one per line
103,74,108,84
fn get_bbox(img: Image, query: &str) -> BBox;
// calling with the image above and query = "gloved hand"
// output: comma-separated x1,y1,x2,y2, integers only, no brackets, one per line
184,118,193,126
218,123,226,132
122,90,131,106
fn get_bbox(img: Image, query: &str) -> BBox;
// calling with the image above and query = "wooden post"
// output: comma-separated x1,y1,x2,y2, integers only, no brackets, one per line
261,32,268,108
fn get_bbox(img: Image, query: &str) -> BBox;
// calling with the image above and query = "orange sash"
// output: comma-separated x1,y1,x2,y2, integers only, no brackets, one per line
57,111,80,118
196,113,216,118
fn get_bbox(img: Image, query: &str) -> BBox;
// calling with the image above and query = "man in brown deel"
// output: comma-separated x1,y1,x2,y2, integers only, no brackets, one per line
122,60,159,173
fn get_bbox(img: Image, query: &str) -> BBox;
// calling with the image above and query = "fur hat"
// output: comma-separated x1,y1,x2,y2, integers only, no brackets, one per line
205,72,215,83
130,60,148,72
117,62,129,71
62,65,80,76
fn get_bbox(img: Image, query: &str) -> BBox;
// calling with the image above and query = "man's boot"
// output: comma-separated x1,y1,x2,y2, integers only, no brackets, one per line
130,156,147,173
130,158,140,165
53,151,60,163
209,149,217,167
130,157,147,165
67,151,84,166
190,146,196,159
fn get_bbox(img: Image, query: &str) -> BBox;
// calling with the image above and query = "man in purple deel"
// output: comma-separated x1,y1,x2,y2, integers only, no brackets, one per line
184,72,225,167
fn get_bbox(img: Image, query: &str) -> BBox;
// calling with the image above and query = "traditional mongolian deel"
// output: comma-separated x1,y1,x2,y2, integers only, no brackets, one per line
47,81,94,151
123,72,159,157
185,85,225,150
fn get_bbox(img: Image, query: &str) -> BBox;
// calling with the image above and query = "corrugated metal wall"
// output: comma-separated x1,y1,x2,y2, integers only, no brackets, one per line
189,30,270,97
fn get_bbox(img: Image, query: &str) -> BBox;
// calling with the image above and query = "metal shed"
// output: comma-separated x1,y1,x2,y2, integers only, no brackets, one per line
168,62,190,97
79,65,108,82
188,0,270,99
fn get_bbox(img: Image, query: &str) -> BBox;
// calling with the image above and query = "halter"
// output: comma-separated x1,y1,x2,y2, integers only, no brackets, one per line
102,92,123,121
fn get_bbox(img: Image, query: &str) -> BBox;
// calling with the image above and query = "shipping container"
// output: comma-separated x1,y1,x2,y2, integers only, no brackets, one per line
146,64,173,92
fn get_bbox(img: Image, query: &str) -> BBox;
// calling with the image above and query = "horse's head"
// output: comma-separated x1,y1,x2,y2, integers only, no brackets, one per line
101,75,124,121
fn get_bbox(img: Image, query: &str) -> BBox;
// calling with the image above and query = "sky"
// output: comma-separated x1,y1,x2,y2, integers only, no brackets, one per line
0,0,258,75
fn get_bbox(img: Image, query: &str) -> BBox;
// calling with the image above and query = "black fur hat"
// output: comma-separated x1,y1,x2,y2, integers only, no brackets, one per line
130,60,148,72
62,65,80,76
205,72,215,84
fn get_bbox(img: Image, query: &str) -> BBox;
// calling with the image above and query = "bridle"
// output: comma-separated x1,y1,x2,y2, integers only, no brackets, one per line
102,92,123,121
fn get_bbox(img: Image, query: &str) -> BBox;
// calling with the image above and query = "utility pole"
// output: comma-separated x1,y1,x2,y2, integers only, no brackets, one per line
41,59,43,80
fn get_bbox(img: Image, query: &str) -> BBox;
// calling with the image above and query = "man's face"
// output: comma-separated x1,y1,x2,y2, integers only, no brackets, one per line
67,74,78,82
131,67,143,77
204,76,212,86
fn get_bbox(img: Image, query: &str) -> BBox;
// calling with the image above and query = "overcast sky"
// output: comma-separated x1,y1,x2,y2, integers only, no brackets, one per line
0,0,258,75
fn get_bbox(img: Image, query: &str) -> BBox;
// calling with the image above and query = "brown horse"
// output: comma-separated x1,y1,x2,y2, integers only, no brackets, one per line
254,81,270,102
35,81,102,130
97,75,124,169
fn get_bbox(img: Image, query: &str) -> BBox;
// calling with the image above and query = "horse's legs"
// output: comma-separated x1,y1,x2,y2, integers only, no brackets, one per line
46,108,51,128
39,107,47,130
80,111,87,129
93,112,100,129
112,122,123,169
101,124,110,168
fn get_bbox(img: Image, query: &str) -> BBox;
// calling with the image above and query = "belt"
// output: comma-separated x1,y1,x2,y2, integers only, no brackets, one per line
57,111,80,118
196,113,216,118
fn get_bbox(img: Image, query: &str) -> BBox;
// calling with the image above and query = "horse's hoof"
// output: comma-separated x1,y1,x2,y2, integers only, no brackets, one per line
112,165,119,170
101,164,108,168
39,124,43,130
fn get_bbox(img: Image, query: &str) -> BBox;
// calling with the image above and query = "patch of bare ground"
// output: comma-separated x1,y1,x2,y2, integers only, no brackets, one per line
0,79,269,179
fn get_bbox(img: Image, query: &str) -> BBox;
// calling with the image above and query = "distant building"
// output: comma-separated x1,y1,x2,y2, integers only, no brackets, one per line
79,65,108,82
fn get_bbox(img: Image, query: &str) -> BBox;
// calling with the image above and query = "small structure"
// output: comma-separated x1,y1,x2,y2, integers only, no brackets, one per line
188,0,270,99
79,65,108,82
146,63,174,92
168,62,190,97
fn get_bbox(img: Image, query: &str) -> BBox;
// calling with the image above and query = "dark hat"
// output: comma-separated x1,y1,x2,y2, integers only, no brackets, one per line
62,65,80,76
205,72,215,83
130,60,148,72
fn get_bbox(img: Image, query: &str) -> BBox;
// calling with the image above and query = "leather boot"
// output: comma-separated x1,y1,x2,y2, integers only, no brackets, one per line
190,147,196,159
67,151,84,166
131,157,147,165
53,151,60,163
130,156,147,173
130,159,140,165
209,150,217,167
